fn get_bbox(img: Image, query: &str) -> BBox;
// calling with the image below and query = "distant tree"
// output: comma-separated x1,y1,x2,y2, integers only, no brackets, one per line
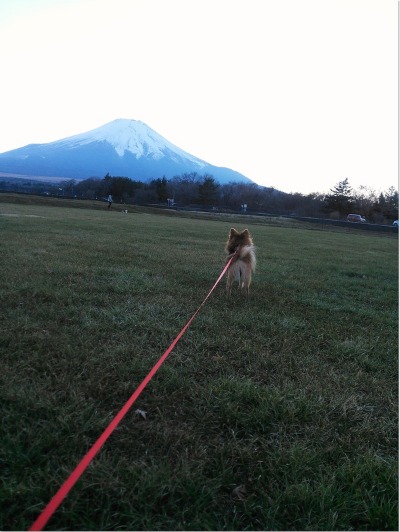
352,186,377,220
134,188,157,204
74,177,104,199
236,183,263,210
220,183,244,208
374,187,399,223
170,172,202,204
150,176,169,202
343,185,399,224
323,178,354,216
198,175,219,205
102,175,145,201
256,186,287,214
59,179,77,197
292,192,325,217
384,187,399,219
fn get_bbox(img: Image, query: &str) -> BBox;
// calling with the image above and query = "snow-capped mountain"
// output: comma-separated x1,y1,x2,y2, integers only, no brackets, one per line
0,119,252,184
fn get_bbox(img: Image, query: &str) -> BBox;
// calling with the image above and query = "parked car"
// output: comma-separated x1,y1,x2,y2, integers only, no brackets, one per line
393,220,398,227
347,213,366,223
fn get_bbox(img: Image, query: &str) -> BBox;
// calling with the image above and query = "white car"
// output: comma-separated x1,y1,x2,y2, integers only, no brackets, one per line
393,220,398,227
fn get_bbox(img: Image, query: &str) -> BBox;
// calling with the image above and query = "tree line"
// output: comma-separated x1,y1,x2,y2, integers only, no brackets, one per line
1,172,397,224
72,174,398,224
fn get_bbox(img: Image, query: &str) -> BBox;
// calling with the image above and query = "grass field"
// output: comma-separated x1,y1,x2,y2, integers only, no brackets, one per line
0,196,398,530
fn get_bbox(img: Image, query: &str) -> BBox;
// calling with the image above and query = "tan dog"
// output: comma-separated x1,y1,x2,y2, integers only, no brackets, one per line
225,228,256,296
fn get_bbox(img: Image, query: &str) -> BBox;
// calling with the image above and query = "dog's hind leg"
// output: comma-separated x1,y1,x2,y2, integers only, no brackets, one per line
243,268,252,296
226,270,234,297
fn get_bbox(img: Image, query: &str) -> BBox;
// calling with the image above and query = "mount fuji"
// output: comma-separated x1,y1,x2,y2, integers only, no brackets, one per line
0,119,253,184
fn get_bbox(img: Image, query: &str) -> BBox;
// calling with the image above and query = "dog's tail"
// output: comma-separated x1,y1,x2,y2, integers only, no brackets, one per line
239,245,256,272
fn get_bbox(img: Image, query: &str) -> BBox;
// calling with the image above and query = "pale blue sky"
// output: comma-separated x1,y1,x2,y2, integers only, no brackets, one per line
0,0,397,194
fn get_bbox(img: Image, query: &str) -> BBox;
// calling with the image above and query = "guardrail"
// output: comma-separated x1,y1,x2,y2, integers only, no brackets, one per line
283,215,398,233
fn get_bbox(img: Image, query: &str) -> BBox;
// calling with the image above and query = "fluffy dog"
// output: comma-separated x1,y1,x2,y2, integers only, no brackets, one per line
225,228,256,296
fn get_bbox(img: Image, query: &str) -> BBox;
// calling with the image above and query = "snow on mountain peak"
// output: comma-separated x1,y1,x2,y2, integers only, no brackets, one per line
57,118,204,166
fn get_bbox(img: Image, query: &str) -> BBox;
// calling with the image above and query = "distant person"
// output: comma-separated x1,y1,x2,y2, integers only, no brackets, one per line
107,194,113,209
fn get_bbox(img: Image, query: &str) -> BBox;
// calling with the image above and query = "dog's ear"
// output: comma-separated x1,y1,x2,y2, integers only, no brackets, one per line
241,229,250,237
229,228,239,238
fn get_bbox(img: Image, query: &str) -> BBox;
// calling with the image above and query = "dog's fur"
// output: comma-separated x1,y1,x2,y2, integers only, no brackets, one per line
225,228,256,296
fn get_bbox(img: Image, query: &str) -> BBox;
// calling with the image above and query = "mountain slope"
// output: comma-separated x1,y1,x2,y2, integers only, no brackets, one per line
0,119,253,184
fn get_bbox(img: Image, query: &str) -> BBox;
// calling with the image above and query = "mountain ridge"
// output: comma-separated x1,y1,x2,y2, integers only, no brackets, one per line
0,119,253,185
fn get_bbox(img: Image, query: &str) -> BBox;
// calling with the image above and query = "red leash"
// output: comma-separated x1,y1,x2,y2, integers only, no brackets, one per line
29,253,236,531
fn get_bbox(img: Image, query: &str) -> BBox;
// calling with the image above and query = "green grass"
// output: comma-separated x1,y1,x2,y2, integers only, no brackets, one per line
0,197,398,530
